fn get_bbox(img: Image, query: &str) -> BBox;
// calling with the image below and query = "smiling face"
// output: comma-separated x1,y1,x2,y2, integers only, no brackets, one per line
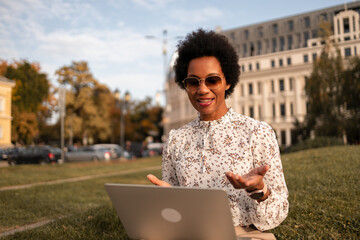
185,56,230,121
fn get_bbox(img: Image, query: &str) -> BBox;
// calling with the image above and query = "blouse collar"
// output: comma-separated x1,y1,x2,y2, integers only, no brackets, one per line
195,108,236,128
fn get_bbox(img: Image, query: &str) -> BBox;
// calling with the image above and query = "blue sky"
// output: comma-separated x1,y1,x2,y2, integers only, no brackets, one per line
0,0,350,103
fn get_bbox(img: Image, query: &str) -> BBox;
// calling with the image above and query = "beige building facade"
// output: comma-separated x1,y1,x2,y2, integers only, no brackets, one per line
0,76,15,147
164,2,360,147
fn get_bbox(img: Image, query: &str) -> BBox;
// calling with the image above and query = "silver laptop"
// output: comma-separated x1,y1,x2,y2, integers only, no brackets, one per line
105,183,237,240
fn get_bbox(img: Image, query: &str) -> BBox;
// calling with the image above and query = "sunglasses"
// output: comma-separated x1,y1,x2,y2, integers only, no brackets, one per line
182,75,223,91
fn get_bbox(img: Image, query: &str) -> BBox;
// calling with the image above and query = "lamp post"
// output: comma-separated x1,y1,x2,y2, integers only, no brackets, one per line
115,90,131,158
59,87,66,164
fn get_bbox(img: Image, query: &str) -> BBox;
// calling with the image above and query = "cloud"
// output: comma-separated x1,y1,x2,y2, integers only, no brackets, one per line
132,0,175,9
169,6,223,24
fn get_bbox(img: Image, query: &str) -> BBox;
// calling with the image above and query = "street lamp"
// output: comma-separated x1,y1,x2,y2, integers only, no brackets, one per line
146,30,182,90
115,90,131,158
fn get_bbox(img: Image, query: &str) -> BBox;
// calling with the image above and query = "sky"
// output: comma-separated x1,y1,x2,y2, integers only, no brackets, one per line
0,0,352,104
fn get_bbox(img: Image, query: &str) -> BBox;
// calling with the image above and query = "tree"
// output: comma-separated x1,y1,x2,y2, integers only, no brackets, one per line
56,61,114,145
2,60,51,144
299,21,360,144
342,57,360,143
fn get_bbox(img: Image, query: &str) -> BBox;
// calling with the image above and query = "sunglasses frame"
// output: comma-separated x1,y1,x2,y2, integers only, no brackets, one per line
182,75,223,91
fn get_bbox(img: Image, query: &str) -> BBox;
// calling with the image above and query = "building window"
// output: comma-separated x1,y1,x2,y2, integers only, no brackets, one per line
279,59,283,67
343,18,350,33
304,54,309,63
258,27,263,38
320,13,327,21
290,103,294,116
289,78,293,91
249,63,252,71
250,42,255,56
249,106,254,118
279,79,285,92
281,130,286,145
243,44,247,57
280,103,286,116
303,31,309,47
271,60,275,68
304,16,310,28
230,32,235,40
249,83,253,95
355,46,357,56
244,29,249,40
288,35,293,50
256,62,260,70
312,29,318,38
280,36,285,51
242,106,245,115
272,103,276,118
271,80,275,93
257,41,262,55
287,57,291,65
242,64,245,72
272,38,277,52
273,23,278,34
288,20,294,31
312,53,317,61
345,48,351,57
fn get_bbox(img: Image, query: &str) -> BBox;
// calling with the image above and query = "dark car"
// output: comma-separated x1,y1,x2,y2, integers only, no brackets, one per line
1,147,21,161
8,146,61,165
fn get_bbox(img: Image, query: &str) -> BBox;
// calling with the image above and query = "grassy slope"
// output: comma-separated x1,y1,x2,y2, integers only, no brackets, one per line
1,146,359,239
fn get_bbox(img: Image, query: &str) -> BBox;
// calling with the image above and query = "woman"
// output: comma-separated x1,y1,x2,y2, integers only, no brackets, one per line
147,29,288,236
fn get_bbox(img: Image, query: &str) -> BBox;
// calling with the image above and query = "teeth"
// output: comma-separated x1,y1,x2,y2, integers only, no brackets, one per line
198,99,212,102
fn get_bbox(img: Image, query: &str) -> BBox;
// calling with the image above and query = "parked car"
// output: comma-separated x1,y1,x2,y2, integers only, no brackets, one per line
143,142,164,157
65,145,111,162
8,146,61,165
92,144,122,159
1,147,21,161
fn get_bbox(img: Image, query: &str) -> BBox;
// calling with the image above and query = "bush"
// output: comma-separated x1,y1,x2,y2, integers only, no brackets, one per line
287,137,344,153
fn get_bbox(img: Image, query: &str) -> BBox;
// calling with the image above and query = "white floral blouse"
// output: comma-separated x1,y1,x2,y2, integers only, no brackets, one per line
162,108,289,231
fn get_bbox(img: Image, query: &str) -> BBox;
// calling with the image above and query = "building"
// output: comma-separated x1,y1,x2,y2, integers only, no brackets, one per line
0,76,15,147
163,2,360,147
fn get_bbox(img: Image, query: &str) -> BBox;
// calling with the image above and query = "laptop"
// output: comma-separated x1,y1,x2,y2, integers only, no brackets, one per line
105,183,238,240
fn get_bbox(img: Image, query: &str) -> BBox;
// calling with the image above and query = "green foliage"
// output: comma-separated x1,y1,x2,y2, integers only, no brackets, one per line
5,61,49,113
56,61,114,144
126,97,164,142
2,60,51,144
299,22,360,144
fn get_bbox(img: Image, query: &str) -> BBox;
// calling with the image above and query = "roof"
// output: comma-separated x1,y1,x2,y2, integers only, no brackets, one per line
0,75,15,87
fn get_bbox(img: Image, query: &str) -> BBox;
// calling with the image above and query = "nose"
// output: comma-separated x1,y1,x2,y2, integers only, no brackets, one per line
196,80,211,94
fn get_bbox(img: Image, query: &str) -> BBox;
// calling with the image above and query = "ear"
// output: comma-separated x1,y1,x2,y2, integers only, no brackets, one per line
225,84,231,90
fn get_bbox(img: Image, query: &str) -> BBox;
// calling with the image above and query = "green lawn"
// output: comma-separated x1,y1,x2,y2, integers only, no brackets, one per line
1,146,359,239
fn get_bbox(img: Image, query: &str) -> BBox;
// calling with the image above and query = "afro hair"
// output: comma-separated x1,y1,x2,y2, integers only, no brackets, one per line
174,28,240,98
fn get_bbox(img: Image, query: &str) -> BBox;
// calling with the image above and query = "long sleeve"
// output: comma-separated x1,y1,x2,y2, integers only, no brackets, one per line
248,122,289,231
162,130,179,186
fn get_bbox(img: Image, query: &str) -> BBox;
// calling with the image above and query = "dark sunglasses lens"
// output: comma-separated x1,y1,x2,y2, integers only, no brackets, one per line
185,78,199,89
205,76,222,89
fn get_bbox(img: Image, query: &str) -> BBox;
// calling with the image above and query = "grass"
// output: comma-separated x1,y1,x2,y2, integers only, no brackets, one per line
1,146,359,239
0,157,162,188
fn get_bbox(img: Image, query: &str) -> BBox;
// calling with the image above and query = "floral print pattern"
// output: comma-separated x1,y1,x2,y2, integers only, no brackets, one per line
162,108,289,231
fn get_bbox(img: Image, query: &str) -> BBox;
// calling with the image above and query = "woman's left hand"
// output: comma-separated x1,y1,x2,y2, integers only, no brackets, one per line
225,165,269,191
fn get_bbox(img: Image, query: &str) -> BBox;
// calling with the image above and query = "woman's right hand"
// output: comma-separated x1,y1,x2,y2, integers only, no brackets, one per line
147,174,172,187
